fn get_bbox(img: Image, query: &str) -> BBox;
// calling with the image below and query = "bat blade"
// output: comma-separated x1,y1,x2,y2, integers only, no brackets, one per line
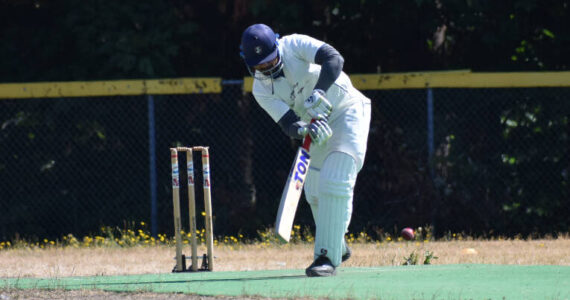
275,146,311,243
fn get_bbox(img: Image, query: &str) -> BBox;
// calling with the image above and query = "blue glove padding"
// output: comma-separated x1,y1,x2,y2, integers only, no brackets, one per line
298,119,333,146
304,89,333,120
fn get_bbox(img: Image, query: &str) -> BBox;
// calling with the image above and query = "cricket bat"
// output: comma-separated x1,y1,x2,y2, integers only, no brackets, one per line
275,132,312,243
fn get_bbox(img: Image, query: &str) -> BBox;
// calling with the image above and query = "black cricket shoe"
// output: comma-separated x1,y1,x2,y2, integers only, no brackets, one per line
305,255,337,277
342,243,352,262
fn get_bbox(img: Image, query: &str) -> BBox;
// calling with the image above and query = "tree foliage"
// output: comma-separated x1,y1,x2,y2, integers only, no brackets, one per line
1,0,568,82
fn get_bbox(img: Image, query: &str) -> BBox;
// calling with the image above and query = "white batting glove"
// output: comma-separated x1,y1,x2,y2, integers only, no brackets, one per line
304,89,333,120
298,119,333,146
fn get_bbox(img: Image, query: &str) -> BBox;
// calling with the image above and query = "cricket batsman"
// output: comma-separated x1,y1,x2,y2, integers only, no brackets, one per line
240,24,371,277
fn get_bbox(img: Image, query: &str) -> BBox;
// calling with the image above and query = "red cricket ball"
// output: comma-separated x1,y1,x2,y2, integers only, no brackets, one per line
401,227,415,240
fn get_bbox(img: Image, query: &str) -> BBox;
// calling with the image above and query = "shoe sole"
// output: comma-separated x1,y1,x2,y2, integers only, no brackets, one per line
305,268,337,277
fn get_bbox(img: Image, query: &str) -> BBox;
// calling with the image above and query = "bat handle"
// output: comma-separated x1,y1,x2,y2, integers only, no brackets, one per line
302,119,315,150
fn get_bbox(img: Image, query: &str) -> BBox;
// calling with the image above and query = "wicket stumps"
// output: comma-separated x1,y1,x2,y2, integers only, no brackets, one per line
170,146,214,272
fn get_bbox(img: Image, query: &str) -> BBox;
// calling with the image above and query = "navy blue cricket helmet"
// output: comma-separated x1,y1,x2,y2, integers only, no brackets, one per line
240,24,283,79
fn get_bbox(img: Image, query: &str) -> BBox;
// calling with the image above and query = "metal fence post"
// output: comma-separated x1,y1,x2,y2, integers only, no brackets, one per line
148,94,158,237
426,87,438,233
427,87,434,175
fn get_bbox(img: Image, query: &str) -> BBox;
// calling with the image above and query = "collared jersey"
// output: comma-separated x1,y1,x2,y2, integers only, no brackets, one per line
251,34,368,124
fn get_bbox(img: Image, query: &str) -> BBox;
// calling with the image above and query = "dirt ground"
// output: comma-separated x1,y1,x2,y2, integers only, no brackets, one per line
1,238,569,299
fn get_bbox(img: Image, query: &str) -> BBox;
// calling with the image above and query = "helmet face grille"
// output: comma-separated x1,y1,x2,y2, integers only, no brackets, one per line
243,50,283,81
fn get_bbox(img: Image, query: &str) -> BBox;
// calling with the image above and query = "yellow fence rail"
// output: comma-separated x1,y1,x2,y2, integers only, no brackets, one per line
2,71,570,99
0,77,222,99
243,70,570,92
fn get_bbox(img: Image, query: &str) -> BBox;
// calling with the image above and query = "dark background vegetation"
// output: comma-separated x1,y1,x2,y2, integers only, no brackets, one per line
1,0,568,240
1,0,568,82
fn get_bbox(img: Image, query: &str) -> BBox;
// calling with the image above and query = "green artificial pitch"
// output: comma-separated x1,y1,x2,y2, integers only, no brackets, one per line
2,264,569,299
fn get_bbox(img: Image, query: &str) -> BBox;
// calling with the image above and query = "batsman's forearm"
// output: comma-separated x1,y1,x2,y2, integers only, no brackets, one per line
277,110,305,140
314,44,344,92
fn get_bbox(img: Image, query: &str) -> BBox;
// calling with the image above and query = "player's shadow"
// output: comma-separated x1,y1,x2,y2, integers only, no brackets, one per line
60,274,307,289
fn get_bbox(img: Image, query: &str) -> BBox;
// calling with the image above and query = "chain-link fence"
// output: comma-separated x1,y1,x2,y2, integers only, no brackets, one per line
360,87,569,237
1,79,569,240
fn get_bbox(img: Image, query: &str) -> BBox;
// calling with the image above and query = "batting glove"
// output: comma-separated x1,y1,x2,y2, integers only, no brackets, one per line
304,89,333,120
298,119,333,146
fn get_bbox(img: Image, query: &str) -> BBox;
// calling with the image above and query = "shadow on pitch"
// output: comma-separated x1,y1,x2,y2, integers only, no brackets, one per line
59,274,308,289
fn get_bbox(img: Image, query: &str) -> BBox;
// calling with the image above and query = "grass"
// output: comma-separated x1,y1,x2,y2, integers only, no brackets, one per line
1,225,569,299
1,223,569,278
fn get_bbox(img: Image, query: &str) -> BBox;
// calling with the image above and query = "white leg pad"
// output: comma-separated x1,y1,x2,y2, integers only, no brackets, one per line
314,152,357,267
304,167,320,223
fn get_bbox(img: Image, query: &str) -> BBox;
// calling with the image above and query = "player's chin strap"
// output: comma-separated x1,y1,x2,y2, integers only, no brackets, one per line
241,56,283,94
245,54,283,94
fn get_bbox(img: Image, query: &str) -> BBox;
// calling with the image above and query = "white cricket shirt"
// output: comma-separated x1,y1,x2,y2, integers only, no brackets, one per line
251,34,367,124
251,34,371,169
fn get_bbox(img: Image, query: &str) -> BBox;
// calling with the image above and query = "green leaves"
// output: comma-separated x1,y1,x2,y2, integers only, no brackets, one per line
402,250,438,265
542,29,555,39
